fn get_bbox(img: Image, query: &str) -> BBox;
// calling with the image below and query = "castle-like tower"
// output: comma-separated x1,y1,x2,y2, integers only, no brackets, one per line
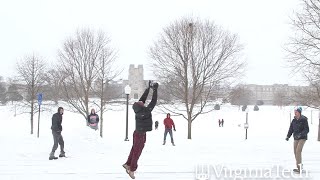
128,64,146,99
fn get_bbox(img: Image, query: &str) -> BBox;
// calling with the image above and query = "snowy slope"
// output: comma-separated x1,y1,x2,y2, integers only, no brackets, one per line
0,104,319,180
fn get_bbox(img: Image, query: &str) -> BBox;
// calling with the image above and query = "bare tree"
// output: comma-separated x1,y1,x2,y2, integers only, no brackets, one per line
93,48,121,137
273,91,290,107
17,54,46,134
149,16,245,139
43,68,65,104
229,86,252,108
58,28,116,124
286,0,320,108
0,76,7,104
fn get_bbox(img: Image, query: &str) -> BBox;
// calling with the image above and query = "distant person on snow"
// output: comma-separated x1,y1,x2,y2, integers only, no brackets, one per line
286,107,309,173
218,119,221,127
155,121,159,130
163,113,176,146
221,119,224,127
87,108,99,131
49,107,65,160
122,81,158,179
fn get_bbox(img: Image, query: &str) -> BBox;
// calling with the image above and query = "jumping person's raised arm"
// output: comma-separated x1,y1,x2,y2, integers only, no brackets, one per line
147,83,158,111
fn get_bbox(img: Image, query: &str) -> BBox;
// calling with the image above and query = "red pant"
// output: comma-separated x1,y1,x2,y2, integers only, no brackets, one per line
125,130,146,171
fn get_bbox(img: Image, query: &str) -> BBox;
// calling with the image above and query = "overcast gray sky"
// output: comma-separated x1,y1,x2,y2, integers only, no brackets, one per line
0,0,303,85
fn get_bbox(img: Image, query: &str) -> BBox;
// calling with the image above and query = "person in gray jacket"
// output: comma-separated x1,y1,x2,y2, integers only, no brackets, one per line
49,107,65,160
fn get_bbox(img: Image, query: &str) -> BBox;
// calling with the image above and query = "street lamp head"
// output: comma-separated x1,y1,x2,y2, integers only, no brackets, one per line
124,85,131,95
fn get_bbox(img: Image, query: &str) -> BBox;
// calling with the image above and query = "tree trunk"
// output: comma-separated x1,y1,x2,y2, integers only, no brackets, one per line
318,119,320,141
30,101,34,134
100,102,104,138
187,118,192,139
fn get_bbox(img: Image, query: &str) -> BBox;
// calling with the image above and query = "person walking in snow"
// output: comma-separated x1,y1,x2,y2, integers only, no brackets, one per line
49,107,65,160
122,81,158,179
163,113,176,146
155,121,159,130
286,107,309,173
218,119,221,127
87,108,99,131
221,119,224,127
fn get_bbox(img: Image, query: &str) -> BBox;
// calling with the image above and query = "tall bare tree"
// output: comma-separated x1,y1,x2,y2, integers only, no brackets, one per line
149,16,245,139
286,0,320,107
94,48,120,137
17,54,46,134
59,28,117,124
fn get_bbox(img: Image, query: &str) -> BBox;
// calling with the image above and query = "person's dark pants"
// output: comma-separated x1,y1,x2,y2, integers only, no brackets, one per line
164,128,174,143
125,130,146,171
51,131,64,154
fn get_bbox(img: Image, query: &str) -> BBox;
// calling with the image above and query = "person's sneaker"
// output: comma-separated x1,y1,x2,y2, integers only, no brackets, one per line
49,155,58,160
59,151,66,157
293,169,300,173
59,154,66,157
128,170,135,179
122,164,130,174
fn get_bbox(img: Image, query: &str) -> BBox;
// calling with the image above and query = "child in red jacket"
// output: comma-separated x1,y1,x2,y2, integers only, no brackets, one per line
163,113,176,146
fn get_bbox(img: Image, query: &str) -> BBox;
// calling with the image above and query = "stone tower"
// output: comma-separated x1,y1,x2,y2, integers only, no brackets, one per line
128,64,145,99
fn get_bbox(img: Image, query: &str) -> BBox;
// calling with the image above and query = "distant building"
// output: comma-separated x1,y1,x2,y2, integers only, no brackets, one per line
243,84,309,105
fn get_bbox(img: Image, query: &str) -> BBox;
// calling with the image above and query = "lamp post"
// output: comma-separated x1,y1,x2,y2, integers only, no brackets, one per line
244,108,249,140
124,85,131,141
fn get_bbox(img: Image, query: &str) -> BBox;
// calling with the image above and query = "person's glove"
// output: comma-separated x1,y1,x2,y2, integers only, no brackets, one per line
153,83,159,90
285,137,289,141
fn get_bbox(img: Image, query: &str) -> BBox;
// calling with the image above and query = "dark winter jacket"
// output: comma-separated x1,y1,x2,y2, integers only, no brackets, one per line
287,115,309,140
133,87,157,132
51,107,63,132
87,113,99,124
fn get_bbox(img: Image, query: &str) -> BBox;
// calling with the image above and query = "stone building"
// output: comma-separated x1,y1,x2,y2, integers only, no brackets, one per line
244,84,309,105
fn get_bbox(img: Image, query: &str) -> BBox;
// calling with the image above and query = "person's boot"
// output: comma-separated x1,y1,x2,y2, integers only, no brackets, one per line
172,142,175,146
59,151,66,158
49,152,58,160
122,164,130,174
293,164,302,173
163,141,166,145
128,170,135,179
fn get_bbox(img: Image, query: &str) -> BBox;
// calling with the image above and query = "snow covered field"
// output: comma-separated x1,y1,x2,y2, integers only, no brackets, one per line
0,104,320,180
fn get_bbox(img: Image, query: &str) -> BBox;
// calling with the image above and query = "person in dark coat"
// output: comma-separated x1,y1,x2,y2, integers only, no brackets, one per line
122,81,158,179
87,108,99,130
221,119,224,127
49,107,65,160
163,113,176,146
286,107,309,173
155,121,159,130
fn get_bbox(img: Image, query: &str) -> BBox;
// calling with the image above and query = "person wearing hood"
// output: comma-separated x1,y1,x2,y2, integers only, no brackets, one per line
122,81,158,179
87,108,99,130
49,107,65,160
163,113,176,146
286,106,309,173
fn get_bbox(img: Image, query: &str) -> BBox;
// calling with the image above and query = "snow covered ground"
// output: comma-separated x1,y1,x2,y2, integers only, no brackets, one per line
0,104,320,180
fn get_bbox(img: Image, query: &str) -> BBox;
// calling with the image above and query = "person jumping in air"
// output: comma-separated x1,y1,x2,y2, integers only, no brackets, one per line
163,113,176,146
286,107,309,173
87,108,99,131
122,81,158,179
